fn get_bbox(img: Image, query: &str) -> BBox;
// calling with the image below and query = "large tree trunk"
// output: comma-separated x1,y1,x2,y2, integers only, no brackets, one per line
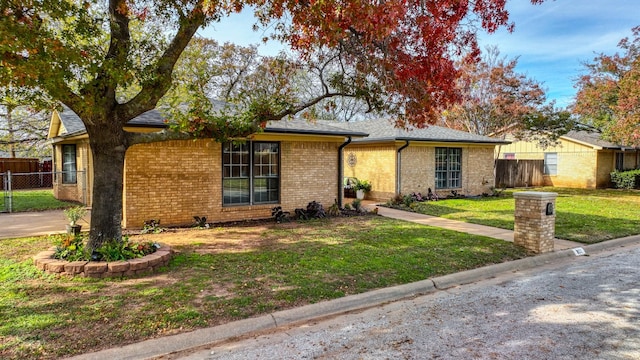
85,118,129,251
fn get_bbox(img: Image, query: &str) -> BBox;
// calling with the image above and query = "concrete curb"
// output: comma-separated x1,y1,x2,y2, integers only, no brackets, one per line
65,236,640,360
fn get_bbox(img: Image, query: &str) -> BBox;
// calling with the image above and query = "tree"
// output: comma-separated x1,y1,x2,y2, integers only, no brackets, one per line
441,46,544,134
0,0,544,250
0,87,52,158
572,26,640,146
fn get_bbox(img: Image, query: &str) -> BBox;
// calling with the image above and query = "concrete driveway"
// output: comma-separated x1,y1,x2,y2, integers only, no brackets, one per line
0,210,90,239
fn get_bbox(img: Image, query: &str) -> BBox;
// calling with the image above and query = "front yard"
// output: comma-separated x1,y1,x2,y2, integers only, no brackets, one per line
404,187,640,243
0,216,527,360
2,187,638,358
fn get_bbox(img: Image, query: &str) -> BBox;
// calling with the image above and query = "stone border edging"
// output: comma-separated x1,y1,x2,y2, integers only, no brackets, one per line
33,245,173,278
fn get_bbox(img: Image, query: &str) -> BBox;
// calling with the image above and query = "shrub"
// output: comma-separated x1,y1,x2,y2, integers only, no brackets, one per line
53,234,87,261
93,238,159,261
351,198,362,212
610,169,640,189
52,234,160,262
63,206,87,226
354,179,372,192
142,219,163,234
402,194,415,207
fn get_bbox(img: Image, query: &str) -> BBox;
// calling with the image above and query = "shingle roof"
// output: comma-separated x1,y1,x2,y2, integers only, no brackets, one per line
324,118,510,144
55,105,366,138
563,129,633,150
264,119,367,137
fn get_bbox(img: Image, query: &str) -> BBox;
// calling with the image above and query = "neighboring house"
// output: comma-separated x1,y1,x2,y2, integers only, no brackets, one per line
329,119,509,201
496,129,640,189
47,107,366,228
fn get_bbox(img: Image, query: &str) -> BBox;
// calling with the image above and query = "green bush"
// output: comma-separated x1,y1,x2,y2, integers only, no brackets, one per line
610,169,640,189
52,234,160,261
52,234,87,261
354,179,372,192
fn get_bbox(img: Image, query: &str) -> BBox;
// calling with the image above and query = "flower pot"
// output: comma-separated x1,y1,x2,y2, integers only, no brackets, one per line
356,189,365,200
66,224,82,235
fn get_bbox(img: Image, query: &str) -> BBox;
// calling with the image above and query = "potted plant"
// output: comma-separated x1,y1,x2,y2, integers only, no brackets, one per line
354,179,372,200
64,206,87,235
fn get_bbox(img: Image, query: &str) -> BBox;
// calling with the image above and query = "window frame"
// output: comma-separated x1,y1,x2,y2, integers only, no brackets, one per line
615,152,624,171
222,141,280,206
544,152,558,175
61,144,77,184
435,147,462,189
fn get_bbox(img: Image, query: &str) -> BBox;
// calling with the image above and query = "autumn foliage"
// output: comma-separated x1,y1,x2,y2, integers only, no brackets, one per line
0,0,544,245
573,26,640,146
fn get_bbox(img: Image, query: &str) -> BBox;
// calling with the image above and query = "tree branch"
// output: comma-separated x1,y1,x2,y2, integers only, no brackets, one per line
120,1,207,121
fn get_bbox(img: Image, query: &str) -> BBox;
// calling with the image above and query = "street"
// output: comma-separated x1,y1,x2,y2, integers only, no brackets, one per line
171,244,640,360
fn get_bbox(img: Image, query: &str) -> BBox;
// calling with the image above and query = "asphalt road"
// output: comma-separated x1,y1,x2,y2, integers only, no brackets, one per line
171,243,640,360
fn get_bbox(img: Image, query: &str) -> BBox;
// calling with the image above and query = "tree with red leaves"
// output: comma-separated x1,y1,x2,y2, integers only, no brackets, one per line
573,26,640,146
0,0,544,249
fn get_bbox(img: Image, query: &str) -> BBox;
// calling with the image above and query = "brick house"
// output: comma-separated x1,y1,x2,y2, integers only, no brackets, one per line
329,119,509,201
47,107,365,228
495,129,640,189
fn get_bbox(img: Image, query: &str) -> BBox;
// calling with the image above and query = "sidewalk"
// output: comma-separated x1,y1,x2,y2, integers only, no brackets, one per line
0,209,90,240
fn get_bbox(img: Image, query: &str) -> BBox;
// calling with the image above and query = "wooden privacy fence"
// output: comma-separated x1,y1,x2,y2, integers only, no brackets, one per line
0,158,53,190
495,159,544,188
0,158,39,173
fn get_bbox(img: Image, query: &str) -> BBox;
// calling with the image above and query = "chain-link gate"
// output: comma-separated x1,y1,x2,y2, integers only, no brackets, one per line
0,170,87,213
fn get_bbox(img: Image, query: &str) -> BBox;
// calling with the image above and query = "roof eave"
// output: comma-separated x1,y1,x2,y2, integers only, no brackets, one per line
353,137,510,145
263,128,368,137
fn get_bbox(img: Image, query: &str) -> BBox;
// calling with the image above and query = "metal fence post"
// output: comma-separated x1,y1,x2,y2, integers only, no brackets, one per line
6,170,12,213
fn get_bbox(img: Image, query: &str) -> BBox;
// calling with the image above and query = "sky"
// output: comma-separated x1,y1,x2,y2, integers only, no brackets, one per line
199,0,640,109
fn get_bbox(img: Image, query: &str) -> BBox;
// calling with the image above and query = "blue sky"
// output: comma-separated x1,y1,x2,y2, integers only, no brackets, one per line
200,0,640,109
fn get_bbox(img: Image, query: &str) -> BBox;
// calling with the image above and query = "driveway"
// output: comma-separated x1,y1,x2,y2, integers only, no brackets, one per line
0,210,90,239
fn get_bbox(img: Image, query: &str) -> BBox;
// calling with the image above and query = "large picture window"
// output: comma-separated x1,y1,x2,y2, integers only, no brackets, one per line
223,142,279,206
62,144,77,184
435,147,462,189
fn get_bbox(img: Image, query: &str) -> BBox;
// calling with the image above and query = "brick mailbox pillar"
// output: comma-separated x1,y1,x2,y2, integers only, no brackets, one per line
513,191,558,254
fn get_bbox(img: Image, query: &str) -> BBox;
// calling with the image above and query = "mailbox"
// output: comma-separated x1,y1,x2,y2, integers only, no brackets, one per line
546,202,554,215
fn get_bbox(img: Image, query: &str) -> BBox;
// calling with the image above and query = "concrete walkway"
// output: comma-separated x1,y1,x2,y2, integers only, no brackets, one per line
0,209,90,239
362,200,583,250
1,203,582,252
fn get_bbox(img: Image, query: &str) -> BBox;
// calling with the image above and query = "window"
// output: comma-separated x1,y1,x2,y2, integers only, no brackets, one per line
544,153,558,175
62,144,77,184
615,152,624,171
222,142,279,206
435,147,462,189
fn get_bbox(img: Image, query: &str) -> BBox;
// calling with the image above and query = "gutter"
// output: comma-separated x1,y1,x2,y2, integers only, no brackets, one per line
338,136,352,207
396,140,410,194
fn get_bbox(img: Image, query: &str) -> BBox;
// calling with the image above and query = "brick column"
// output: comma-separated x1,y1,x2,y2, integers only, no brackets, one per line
513,191,558,254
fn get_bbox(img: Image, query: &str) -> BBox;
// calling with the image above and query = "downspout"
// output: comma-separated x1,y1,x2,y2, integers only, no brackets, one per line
338,136,352,208
396,140,410,194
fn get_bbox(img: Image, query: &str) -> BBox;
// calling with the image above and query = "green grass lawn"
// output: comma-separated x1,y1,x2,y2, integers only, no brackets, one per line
407,187,640,243
0,216,527,359
0,189,79,212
